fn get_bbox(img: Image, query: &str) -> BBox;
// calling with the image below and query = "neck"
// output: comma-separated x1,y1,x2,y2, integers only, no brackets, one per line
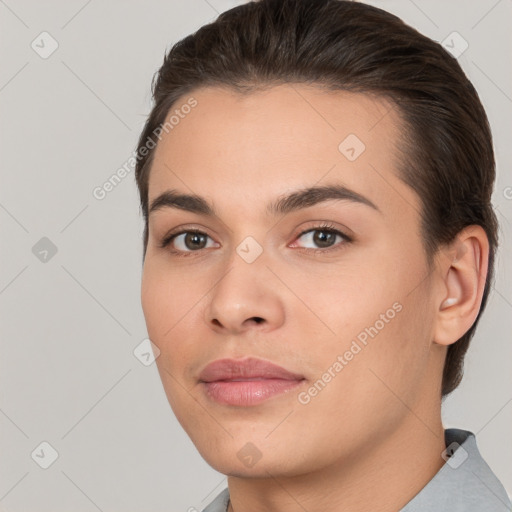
227,412,446,512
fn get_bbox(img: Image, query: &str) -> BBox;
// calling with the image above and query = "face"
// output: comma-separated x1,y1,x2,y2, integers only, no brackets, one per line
141,84,446,477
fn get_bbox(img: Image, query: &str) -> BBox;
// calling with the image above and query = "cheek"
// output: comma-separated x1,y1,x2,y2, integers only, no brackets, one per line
141,261,205,418
141,258,198,339
140,257,222,389
290,295,432,459
304,245,433,400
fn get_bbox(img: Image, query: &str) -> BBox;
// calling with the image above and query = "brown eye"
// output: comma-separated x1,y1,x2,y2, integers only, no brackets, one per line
295,226,349,250
163,230,217,253
181,232,209,250
312,230,337,248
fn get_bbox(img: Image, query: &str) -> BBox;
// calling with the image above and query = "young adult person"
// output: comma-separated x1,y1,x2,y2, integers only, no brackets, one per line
134,1,511,510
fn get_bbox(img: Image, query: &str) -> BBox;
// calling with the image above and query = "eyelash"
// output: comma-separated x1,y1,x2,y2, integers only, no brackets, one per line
159,222,352,257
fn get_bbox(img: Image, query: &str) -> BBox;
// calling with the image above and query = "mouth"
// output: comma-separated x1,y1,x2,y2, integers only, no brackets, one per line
199,357,306,406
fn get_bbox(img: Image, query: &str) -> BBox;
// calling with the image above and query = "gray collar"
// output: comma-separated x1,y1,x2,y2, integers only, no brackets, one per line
401,428,511,511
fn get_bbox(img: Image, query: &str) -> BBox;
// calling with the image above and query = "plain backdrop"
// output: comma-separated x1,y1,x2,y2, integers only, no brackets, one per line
1,0,511,510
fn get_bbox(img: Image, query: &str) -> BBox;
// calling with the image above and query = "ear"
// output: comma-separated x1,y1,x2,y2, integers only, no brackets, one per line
433,225,490,346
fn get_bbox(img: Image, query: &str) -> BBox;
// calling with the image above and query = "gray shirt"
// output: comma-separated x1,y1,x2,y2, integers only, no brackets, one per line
201,429,512,511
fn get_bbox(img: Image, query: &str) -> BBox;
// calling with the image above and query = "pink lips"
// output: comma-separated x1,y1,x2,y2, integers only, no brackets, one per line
199,357,305,406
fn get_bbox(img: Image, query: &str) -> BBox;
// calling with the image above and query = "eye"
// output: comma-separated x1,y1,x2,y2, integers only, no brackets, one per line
292,223,351,252
160,229,218,254
159,222,352,257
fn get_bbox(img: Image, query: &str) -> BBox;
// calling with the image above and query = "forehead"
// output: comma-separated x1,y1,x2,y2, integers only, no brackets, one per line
148,84,418,218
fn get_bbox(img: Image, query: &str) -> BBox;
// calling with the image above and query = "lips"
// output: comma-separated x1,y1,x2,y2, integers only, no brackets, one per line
199,357,305,406
199,357,304,382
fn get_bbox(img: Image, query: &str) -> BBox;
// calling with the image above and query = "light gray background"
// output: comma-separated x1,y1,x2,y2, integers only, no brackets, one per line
1,0,511,510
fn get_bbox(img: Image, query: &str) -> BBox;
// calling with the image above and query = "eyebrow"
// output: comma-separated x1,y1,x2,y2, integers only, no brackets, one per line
148,184,380,218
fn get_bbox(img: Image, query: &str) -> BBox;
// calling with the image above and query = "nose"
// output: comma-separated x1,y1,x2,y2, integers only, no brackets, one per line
203,252,285,335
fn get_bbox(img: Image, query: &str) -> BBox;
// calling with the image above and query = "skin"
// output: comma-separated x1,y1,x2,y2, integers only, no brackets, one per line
140,84,489,512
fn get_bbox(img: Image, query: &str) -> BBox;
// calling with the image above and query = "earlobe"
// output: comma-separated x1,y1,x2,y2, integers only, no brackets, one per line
433,226,489,346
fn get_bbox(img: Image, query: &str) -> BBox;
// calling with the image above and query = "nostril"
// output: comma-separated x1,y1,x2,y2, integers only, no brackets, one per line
251,317,264,324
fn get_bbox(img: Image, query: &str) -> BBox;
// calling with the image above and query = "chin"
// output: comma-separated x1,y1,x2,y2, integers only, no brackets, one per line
204,455,294,479
192,436,308,479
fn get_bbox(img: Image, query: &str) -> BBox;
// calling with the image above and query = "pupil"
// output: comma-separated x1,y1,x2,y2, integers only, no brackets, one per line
314,230,334,248
186,233,206,250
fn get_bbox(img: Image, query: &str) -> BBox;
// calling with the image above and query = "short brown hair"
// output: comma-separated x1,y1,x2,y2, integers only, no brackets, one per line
134,0,499,398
